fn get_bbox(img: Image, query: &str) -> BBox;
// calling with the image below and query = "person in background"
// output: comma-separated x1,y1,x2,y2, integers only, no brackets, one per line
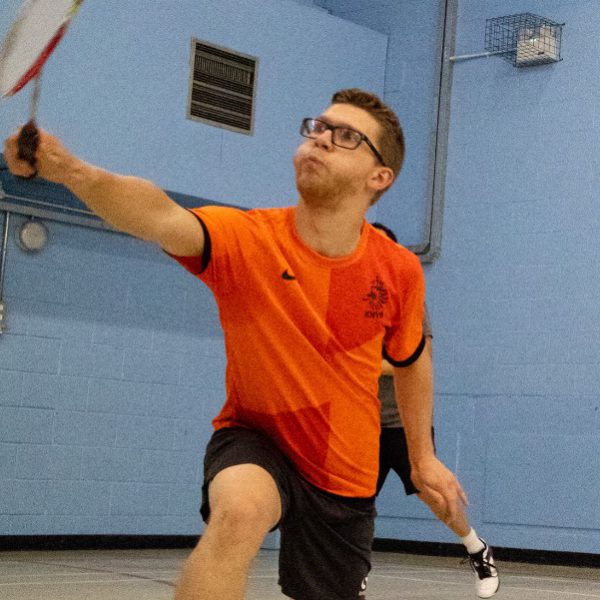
372,222,499,599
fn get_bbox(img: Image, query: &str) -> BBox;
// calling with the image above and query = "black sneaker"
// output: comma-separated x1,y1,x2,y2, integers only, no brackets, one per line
468,539,499,598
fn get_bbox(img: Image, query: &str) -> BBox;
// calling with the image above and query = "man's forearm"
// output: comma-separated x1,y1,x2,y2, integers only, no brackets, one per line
63,158,180,243
393,342,435,463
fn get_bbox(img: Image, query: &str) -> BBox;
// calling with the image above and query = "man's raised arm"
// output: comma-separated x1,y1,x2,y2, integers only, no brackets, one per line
3,127,204,257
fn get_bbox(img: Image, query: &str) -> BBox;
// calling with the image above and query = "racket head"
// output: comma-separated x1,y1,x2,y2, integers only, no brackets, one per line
0,0,83,98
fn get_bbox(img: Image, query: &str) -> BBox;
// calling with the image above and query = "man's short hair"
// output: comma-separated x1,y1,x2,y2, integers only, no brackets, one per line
331,88,405,202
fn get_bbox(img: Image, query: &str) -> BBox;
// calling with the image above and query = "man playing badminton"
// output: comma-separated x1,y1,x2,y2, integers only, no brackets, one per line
5,89,468,600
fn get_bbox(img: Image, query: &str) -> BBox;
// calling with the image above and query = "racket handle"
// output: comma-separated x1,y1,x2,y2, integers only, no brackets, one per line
17,120,40,178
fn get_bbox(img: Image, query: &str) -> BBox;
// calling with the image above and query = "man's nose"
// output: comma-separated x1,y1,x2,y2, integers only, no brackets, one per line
313,129,333,150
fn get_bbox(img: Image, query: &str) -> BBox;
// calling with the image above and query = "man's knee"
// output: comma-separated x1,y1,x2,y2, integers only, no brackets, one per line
209,499,275,542
206,464,282,545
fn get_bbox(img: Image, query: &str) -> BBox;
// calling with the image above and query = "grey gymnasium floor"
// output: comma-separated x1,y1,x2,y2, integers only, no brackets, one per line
1,548,600,600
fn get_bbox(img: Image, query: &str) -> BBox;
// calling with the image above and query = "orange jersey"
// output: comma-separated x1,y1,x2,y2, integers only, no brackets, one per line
172,206,425,497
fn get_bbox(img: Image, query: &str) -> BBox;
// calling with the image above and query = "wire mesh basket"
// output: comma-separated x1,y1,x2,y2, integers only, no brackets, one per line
485,13,563,67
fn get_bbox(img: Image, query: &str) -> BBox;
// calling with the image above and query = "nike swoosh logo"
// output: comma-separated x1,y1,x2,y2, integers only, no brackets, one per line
282,270,296,280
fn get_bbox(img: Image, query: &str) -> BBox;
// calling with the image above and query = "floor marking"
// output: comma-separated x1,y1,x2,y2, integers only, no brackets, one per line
0,579,153,586
0,560,176,588
376,574,600,598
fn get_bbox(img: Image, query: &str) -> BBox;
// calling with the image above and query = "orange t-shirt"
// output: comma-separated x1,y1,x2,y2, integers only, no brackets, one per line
172,205,425,497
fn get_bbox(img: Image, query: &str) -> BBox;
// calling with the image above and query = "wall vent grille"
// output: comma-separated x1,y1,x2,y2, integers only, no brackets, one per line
187,40,258,134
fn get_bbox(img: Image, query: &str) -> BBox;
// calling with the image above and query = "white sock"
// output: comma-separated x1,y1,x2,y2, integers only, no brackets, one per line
461,528,485,554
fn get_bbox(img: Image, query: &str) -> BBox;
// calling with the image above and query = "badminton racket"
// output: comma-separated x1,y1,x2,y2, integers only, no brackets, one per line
0,0,83,173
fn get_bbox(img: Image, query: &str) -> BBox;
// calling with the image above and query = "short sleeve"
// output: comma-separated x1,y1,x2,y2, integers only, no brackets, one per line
383,252,426,367
169,205,256,294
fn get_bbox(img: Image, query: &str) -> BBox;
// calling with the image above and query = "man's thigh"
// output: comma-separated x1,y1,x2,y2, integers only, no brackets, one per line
201,427,292,528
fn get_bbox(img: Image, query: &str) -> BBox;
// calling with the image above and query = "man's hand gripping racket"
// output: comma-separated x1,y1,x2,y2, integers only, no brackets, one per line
0,0,83,177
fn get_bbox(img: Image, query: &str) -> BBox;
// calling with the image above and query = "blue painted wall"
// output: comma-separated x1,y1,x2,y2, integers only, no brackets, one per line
426,0,600,554
331,0,599,554
0,1,386,536
0,213,224,535
3,0,599,556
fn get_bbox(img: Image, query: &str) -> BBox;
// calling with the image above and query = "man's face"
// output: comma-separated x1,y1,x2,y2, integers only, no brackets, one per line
293,103,386,206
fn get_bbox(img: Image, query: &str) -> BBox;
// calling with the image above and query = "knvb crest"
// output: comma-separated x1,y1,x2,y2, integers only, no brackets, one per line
363,276,388,318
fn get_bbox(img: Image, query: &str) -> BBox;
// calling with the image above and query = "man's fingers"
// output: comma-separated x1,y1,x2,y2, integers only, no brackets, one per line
423,485,467,526
459,485,469,506
412,459,470,524
7,158,37,178
419,485,454,524
17,121,40,168
438,482,465,524
443,495,457,524
4,128,41,178
10,160,37,178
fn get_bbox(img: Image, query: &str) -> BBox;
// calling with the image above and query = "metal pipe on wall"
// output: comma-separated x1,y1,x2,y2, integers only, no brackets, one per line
418,0,457,262
0,210,10,334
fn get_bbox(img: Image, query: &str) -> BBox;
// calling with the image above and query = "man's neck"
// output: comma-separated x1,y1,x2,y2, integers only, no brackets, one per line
295,198,367,258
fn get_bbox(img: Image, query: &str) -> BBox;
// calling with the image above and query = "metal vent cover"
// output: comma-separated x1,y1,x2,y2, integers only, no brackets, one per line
187,39,258,135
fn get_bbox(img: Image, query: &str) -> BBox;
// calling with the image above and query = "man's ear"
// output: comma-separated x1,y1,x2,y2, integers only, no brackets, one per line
369,166,395,194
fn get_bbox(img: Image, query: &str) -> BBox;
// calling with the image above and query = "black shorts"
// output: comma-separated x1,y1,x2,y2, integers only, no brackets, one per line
201,427,376,600
376,427,435,496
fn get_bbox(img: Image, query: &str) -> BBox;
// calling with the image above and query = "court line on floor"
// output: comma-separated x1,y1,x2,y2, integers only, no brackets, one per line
0,579,153,587
376,574,600,598
374,566,600,584
0,560,176,588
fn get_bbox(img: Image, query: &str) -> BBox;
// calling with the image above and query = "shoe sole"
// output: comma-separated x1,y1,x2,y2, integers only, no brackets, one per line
478,578,500,599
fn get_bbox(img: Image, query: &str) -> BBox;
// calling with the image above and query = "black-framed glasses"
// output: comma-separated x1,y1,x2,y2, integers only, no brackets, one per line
300,117,386,167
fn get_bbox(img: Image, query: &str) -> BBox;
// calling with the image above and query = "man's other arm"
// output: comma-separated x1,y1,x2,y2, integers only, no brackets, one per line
393,342,468,523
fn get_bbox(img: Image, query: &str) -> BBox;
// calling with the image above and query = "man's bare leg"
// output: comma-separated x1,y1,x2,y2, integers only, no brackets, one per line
174,464,282,600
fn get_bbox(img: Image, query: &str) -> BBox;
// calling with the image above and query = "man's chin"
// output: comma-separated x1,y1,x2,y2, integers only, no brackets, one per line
296,181,333,206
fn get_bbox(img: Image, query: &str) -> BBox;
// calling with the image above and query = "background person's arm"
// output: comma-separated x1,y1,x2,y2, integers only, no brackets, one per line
4,127,204,257
393,342,468,523
381,358,394,376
